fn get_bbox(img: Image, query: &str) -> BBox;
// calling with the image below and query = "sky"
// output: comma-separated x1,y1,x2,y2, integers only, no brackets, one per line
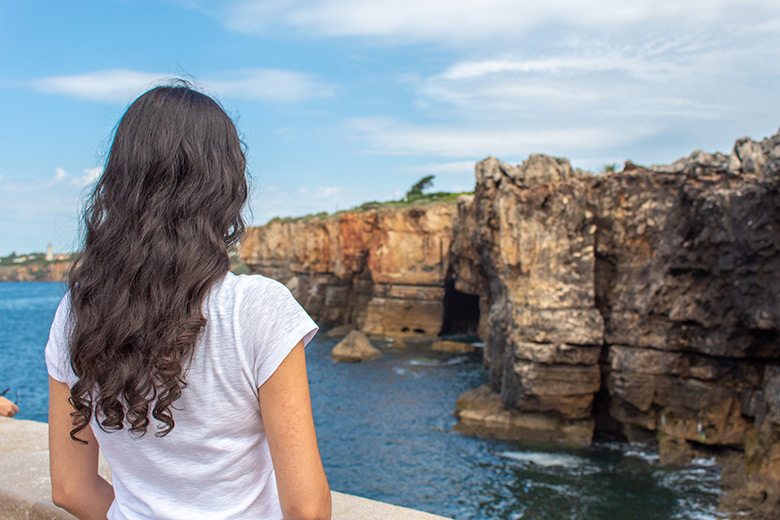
1,1,779,256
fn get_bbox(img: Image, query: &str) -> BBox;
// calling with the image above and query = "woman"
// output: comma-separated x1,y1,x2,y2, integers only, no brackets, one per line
45,84,331,520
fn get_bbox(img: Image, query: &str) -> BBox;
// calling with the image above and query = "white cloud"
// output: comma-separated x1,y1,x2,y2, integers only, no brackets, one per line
29,68,334,104
4,166,100,192
437,53,683,82
318,186,342,198
402,161,475,176
31,70,165,102
169,0,780,167
206,69,335,102
343,117,642,158
400,22,778,150
49,167,68,185
415,28,756,114
295,186,342,198
419,74,611,113
252,183,367,223
199,0,780,46
72,167,103,186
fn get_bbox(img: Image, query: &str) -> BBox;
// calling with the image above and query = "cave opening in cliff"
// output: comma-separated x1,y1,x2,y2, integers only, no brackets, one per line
440,277,480,336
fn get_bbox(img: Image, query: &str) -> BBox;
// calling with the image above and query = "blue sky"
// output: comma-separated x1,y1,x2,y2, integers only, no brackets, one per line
1,0,779,256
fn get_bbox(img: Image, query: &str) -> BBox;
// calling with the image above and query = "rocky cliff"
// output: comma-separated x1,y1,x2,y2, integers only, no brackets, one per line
240,130,780,518
240,204,464,337
0,261,71,282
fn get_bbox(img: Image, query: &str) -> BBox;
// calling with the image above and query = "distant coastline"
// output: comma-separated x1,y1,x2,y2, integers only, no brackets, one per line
0,252,72,282
0,251,249,282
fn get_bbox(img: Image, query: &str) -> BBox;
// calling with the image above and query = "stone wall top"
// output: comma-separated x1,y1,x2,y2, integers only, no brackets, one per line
0,418,451,520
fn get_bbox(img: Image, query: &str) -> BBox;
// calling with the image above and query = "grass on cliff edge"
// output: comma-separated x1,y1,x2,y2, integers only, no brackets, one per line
269,191,472,224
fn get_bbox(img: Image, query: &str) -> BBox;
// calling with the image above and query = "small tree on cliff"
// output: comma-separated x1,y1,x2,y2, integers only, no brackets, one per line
405,175,434,201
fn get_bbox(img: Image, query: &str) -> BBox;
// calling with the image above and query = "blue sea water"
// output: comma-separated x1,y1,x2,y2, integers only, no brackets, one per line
0,282,63,420
0,282,728,519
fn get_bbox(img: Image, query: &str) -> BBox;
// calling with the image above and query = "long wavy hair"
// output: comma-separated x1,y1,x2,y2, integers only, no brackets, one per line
67,84,247,442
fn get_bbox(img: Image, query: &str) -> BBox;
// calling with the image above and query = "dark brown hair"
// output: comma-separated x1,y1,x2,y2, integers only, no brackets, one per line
67,84,247,441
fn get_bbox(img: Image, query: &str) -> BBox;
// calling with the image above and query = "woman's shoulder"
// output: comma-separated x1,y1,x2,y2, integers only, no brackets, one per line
45,290,78,386
211,272,293,307
226,271,289,293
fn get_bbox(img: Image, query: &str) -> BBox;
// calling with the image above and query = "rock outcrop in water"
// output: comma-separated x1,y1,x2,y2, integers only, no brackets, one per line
331,330,382,362
240,129,780,518
451,154,603,445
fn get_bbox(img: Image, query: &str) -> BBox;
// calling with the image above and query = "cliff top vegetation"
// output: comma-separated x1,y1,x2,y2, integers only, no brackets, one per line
0,252,74,282
270,175,471,224
0,251,73,267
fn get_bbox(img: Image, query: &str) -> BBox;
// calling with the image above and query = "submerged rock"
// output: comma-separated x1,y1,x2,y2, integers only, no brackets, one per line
431,340,474,353
387,338,408,350
332,330,381,362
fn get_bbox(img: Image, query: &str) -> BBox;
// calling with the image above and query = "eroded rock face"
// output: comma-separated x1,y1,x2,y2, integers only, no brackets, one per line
454,385,594,446
452,154,603,442
240,204,457,337
241,128,780,518
475,154,584,189
456,131,780,517
431,340,475,353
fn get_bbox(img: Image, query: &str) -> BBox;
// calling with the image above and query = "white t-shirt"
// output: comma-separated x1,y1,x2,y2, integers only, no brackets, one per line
45,273,318,520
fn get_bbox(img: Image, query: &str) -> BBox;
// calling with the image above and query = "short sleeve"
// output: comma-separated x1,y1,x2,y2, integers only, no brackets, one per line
237,275,318,388
44,292,79,386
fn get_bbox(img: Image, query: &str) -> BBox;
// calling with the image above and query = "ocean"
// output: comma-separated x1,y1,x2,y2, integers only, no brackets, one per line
0,281,727,519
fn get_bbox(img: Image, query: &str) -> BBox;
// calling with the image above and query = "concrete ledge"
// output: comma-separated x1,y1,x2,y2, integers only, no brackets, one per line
0,417,449,520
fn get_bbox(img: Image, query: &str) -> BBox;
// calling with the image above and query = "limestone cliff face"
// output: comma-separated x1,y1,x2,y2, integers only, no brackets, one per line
240,204,458,336
451,155,603,444
241,130,780,517
593,136,780,518
451,132,780,518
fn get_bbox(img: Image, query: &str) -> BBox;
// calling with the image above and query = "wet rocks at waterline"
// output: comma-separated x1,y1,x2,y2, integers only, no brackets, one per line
431,340,475,353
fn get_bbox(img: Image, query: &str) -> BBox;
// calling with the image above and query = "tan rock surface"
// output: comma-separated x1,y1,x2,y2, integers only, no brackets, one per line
431,340,475,353
332,330,381,362
452,153,604,438
454,385,593,446
241,204,458,336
